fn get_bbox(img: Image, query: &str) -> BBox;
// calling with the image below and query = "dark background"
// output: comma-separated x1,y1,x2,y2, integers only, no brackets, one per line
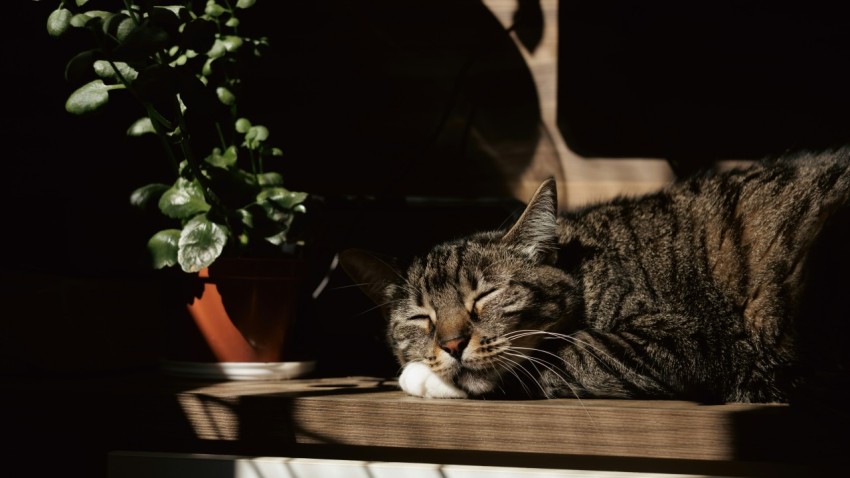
3,0,850,378
558,0,850,175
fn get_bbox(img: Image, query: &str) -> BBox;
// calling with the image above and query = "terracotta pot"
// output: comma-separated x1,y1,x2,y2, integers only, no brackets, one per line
161,257,314,375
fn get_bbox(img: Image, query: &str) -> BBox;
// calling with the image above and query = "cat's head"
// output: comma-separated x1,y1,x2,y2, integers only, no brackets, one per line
340,178,582,396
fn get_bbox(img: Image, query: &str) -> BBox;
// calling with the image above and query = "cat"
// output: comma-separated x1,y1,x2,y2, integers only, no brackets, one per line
340,147,850,403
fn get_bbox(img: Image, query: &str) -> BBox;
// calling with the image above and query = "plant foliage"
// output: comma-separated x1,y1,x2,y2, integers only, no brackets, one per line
48,0,306,273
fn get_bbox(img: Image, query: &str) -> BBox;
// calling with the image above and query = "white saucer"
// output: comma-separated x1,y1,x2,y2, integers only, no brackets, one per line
160,359,316,381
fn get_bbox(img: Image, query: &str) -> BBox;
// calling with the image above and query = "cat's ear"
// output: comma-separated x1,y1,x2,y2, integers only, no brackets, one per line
338,248,401,306
502,177,559,263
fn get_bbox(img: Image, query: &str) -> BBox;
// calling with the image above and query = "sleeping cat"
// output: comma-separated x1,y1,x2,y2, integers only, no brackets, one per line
340,147,850,403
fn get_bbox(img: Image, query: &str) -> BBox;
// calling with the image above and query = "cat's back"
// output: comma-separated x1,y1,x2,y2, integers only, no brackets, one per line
684,148,850,238
563,147,850,338
569,147,850,271
678,148,850,302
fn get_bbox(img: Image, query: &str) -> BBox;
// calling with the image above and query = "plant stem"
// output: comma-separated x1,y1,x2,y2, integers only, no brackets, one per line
122,0,141,25
173,98,235,234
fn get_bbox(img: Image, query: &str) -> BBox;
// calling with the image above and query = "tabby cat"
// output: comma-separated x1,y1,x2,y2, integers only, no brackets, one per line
340,147,850,403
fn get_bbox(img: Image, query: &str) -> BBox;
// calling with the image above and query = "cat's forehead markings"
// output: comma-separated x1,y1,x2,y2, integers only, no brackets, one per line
405,290,430,313
420,292,433,310
410,285,437,313
413,288,425,308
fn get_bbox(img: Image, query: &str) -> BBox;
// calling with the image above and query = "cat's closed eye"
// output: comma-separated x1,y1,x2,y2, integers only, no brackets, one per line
474,288,499,302
471,288,499,311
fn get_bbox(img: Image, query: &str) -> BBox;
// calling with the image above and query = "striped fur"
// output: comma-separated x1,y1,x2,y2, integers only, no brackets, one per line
341,147,850,402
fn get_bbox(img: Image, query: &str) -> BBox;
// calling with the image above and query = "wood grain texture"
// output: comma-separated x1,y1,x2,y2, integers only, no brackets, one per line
7,373,846,477
168,376,811,463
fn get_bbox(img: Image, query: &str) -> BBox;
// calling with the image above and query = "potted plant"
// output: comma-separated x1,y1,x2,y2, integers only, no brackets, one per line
46,0,313,379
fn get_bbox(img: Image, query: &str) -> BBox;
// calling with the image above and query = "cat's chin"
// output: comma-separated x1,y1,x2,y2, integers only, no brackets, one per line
398,362,468,399
456,371,496,396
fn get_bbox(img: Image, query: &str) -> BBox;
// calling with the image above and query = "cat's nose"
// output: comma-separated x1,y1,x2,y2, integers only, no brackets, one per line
440,336,468,359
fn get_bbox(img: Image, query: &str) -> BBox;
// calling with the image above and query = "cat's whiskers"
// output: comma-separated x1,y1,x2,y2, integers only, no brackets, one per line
504,349,575,398
503,351,550,393
372,255,411,286
350,297,406,318
493,354,546,398
505,329,633,378
505,345,591,400
362,261,419,301
500,334,575,397
510,346,579,374
327,282,377,291
491,356,534,397
484,359,510,396
504,349,597,424
466,338,538,394
504,329,646,399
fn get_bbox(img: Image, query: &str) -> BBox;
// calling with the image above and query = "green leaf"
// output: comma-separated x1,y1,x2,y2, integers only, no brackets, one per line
47,9,72,37
76,0,91,6
158,178,211,219
265,230,288,246
130,183,170,208
69,11,111,29
257,172,283,186
103,13,135,43
114,23,170,60
236,0,256,9
204,146,238,168
237,208,253,228
251,125,269,141
149,7,181,39
207,39,227,59
257,188,308,211
127,117,156,136
235,117,251,133
204,2,226,18
216,86,235,105
82,10,112,20
178,215,228,272
70,13,93,28
243,125,269,149
157,6,187,19
65,79,111,115
221,35,243,52
64,49,98,84
201,58,214,76
93,60,139,82
147,229,181,269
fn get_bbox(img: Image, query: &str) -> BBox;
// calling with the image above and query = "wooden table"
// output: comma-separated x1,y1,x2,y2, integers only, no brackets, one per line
6,373,847,477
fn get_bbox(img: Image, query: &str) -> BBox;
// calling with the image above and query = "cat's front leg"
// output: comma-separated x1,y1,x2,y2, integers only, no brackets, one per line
398,361,468,399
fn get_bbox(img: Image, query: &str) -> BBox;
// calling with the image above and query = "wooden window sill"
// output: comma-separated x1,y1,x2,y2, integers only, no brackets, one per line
7,373,845,477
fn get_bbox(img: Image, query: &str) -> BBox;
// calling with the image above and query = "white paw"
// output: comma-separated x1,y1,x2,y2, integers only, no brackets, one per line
398,362,468,399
